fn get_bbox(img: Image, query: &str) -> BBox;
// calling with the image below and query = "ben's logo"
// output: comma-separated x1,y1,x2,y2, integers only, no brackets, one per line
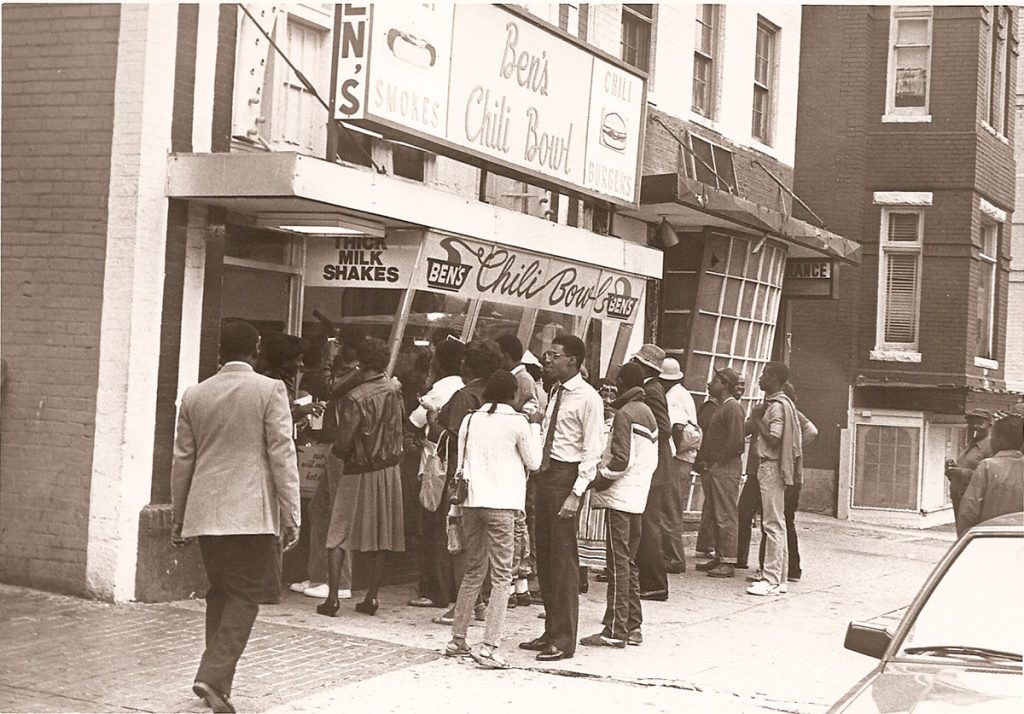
426,258,470,292
605,277,638,320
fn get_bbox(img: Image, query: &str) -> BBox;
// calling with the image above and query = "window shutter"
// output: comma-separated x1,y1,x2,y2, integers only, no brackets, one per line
884,252,919,343
887,213,919,242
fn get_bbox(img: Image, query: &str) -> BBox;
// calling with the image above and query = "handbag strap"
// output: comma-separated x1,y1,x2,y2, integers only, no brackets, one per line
457,412,474,479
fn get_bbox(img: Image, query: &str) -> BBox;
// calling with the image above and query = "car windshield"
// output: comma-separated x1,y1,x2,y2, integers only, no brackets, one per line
898,534,1023,663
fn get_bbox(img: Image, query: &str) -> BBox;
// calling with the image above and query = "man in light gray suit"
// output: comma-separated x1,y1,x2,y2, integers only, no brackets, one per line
171,320,301,713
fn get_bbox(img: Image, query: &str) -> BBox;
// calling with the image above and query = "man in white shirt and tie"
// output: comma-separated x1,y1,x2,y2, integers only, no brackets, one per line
518,335,605,662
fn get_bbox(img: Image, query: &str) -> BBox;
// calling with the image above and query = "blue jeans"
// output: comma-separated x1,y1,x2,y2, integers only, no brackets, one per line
452,507,516,647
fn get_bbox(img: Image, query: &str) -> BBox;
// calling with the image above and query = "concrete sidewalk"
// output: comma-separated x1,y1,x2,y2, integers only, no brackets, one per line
0,513,955,713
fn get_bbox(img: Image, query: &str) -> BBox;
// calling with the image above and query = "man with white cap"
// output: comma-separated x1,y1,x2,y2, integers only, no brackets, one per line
658,357,698,573
628,344,674,601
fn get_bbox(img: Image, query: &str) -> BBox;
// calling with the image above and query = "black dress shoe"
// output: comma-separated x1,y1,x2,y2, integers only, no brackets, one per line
695,558,721,572
518,636,550,651
193,681,236,714
536,644,572,661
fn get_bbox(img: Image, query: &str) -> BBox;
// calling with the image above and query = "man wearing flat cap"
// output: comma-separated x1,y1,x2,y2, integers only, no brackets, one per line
628,344,674,601
945,408,992,530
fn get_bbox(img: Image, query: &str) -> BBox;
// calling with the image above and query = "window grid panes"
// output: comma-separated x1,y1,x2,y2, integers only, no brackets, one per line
878,210,923,349
692,5,719,117
752,18,777,144
977,224,998,359
278,17,329,155
621,4,653,72
688,134,736,193
888,7,932,114
854,424,920,510
687,235,786,411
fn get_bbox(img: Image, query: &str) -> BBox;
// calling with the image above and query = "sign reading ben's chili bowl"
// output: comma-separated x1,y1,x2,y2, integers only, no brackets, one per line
414,232,644,325
334,3,646,208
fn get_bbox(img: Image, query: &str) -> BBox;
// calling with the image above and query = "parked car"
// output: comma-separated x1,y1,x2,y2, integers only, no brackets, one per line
830,512,1023,713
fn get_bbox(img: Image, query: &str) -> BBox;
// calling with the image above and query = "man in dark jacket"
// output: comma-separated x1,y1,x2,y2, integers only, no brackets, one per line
628,344,674,601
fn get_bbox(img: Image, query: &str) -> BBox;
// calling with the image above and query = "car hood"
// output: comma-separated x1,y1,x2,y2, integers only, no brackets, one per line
837,662,1023,713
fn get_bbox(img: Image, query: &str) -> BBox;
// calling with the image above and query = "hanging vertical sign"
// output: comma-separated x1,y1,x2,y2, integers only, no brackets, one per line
334,2,371,118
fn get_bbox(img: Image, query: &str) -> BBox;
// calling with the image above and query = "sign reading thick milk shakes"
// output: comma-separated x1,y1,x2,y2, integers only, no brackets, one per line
334,3,646,207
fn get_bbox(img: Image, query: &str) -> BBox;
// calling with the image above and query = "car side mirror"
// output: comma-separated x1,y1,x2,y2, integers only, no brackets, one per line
844,622,892,659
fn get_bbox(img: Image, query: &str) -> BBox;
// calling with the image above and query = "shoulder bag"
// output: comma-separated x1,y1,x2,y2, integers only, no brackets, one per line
447,414,473,505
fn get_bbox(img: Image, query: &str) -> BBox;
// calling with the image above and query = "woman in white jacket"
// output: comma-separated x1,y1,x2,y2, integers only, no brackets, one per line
447,370,541,668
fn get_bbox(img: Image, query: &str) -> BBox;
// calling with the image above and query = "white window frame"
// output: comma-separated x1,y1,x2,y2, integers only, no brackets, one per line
621,4,653,73
687,132,737,193
751,16,779,145
976,221,998,362
269,9,332,156
874,206,924,357
692,4,722,119
884,6,933,121
983,6,1012,136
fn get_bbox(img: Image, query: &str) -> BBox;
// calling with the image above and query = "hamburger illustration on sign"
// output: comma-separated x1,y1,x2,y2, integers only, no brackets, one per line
604,276,638,320
426,237,473,292
599,111,627,153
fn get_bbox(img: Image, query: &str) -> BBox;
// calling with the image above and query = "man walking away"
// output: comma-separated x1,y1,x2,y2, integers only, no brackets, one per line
518,335,604,662
694,368,745,579
171,321,301,713
580,363,658,649
957,414,1023,536
945,409,992,532
658,357,697,574
746,363,801,596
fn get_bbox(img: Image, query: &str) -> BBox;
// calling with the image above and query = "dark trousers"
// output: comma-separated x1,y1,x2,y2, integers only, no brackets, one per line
696,470,715,553
602,509,642,640
736,476,803,578
636,483,668,595
197,534,280,696
535,460,581,655
708,459,741,564
661,460,691,571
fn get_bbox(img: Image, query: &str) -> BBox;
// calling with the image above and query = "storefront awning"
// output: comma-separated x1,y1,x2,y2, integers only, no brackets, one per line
165,152,663,279
622,173,861,265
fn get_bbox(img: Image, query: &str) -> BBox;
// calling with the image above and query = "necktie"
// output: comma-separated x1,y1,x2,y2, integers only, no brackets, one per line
540,385,564,472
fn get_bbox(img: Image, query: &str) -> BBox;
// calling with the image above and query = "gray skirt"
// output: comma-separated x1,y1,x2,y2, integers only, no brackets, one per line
326,454,405,552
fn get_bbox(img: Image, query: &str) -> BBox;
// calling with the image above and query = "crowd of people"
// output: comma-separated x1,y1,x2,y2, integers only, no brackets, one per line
170,319,1023,709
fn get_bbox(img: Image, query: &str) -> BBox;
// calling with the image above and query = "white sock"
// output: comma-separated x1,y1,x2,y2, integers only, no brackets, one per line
514,578,529,594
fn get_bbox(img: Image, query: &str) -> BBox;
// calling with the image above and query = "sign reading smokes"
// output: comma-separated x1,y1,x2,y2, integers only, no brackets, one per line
334,4,645,207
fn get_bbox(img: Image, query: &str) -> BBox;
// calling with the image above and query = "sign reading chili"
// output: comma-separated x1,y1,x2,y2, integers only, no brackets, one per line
334,3,646,207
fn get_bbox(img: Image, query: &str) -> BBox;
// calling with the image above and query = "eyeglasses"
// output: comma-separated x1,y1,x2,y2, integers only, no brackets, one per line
543,350,568,361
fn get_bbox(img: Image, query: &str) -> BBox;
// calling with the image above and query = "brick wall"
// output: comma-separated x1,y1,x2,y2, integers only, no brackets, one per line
0,3,121,594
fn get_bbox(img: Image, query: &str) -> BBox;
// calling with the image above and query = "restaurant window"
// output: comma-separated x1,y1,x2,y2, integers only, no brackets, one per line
977,223,998,360
751,17,778,144
876,209,923,352
692,4,721,118
686,234,786,411
621,4,653,73
528,309,576,365
474,301,526,344
885,6,932,117
853,422,921,511
984,6,1012,134
688,134,736,194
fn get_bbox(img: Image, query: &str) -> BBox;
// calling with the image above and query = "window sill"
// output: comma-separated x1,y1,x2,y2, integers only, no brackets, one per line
881,113,932,124
974,356,999,370
981,121,1010,144
870,349,922,363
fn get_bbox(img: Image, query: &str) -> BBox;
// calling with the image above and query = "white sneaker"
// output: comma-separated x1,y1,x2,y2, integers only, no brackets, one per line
779,582,788,594
746,580,783,596
289,580,311,594
302,583,329,598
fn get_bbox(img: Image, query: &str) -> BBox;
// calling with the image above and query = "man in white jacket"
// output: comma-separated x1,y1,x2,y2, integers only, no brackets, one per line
580,363,658,649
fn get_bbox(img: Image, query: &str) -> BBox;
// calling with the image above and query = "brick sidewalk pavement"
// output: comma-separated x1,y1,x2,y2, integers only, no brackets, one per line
0,585,437,713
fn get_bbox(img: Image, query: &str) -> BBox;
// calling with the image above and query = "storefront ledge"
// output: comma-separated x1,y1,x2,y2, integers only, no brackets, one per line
845,506,954,530
881,113,932,124
869,349,922,363
134,504,207,603
166,152,663,279
974,356,999,370
632,173,861,264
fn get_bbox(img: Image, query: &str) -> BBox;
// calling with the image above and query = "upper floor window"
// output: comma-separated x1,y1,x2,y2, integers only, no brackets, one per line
886,6,932,118
688,133,736,194
984,6,1012,134
752,17,778,144
977,223,999,359
693,5,721,118
877,209,924,351
621,4,653,72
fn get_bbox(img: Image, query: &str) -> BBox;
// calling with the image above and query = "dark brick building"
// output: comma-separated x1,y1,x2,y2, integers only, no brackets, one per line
789,5,1021,527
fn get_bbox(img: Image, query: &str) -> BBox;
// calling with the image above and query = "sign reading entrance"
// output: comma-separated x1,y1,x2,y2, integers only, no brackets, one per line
783,258,836,299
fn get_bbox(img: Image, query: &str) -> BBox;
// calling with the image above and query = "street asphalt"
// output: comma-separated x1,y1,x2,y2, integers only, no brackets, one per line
0,513,956,713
